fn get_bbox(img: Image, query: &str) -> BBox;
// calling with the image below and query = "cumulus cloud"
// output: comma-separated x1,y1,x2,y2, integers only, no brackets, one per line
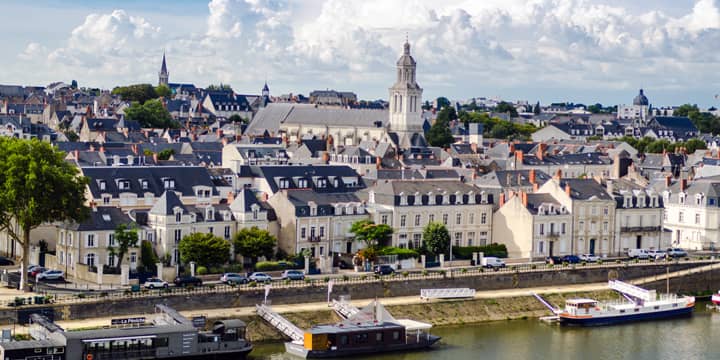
14,0,720,104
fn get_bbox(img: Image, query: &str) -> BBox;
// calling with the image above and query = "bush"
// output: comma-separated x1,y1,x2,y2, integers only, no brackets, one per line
452,244,508,259
402,271,409,277
324,276,330,283
255,261,301,272
196,266,208,275
342,275,349,281
248,281,257,288
379,247,419,260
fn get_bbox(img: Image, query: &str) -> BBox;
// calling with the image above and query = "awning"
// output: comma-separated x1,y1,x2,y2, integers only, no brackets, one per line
396,319,432,331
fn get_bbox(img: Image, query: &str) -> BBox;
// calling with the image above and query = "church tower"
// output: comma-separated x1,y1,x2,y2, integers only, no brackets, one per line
388,39,424,141
260,82,270,108
158,52,169,87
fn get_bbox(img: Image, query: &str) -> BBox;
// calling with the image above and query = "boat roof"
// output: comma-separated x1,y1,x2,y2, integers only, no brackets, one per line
395,319,433,331
1,339,63,350
566,298,597,304
308,321,404,334
63,323,196,340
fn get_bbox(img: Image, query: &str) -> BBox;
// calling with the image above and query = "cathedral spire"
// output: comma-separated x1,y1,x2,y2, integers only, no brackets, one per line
158,52,169,87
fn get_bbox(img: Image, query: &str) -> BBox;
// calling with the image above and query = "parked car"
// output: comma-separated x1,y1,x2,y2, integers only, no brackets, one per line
373,264,395,275
627,248,649,259
545,256,562,265
481,257,506,269
36,269,64,281
248,272,273,283
647,249,667,260
666,248,688,258
281,270,305,281
27,265,40,274
220,273,249,284
579,254,600,262
173,276,203,287
143,278,169,289
0,257,14,266
29,266,47,278
561,255,581,264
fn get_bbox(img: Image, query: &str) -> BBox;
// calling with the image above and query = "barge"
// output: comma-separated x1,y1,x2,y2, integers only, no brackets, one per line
0,304,252,360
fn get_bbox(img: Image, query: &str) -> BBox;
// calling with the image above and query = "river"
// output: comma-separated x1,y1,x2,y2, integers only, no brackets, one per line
249,304,720,360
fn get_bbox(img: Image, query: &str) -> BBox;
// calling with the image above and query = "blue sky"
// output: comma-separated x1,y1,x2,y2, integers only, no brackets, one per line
3,0,720,107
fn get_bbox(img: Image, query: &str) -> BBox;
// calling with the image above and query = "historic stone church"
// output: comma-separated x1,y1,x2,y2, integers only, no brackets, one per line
244,40,428,150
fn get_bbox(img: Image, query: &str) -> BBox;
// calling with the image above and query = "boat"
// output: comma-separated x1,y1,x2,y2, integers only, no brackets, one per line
259,300,439,359
712,290,720,306
555,280,694,326
0,304,253,360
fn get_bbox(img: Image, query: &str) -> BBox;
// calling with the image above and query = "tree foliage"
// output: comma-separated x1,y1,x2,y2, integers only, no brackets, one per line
124,99,177,128
616,136,707,154
494,101,518,117
108,223,139,271
157,148,175,160
155,85,172,98
350,220,393,249
459,111,535,140
673,104,720,134
179,232,231,268
533,101,541,115
228,114,246,124
207,84,233,91
233,227,277,262
112,84,158,104
140,240,158,272
422,222,450,257
0,138,89,290
435,97,451,110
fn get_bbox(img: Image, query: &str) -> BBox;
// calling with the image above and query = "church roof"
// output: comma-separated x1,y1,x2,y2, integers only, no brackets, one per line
244,103,388,136
160,53,168,74
397,41,416,67
633,89,648,106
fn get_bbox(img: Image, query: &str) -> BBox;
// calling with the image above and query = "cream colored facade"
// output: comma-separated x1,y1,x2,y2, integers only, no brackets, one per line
663,180,720,250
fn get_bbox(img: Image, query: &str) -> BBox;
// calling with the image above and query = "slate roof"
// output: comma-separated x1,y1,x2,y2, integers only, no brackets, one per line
557,179,613,201
652,116,698,134
64,206,132,231
245,103,388,136
249,165,364,194
82,166,217,199
522,152,610,166
149,191,187,216
285,190,363,218
524,193,563,215
476,170,552,188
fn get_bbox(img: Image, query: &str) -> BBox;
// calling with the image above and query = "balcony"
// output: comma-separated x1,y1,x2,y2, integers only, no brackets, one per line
620,226,662,233
308,236,323,243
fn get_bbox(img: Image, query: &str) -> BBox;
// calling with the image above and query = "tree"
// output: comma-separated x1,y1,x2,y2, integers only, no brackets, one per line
64,130,79,142
228,114,246,124
495,101,518,117
587,103,603,114
533,101,541,115
155,84,172,98
124,99,177,128
0,138,89,291
349,220,393,249
140,240,158,273
426,121,455,147
489,121,514,139
111,84,158,104
233,227,277,263
435,107,458,125
179,233,231,268
157,148,175,160
108,223,139,271
207,84,233,91
684,139,707,153
435,97,451,110
422,222,450,256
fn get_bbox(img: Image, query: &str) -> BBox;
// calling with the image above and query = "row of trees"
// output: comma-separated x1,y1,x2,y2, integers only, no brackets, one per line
349,219,453,260
616,136,707,154
674,104,720,135
111,84,171,104
112,84,177,128
177,227,276,269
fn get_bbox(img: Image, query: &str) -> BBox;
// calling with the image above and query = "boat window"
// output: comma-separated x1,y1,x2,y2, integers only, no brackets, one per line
354,334,369,344
376,332,384,342
654,306,660,310
619,310,625,313
340,335,348,345
673,304,678,308
392,331,400,341
634,309,640,312
153,338,169,347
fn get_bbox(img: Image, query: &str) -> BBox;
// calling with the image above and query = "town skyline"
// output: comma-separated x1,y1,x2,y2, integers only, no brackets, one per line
4,0,720,107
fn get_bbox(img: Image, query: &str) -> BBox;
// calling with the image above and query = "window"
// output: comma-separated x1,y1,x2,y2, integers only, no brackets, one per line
412,233,422,249
539,241,544,253
298,179,308,188
279,179,290,189
456,213,462,225
454,232,462,247
442,214,448,225
68,233,73,247
470,213,475,224
539,224,545,235
603,222,608,231
664,211,668,221
695,213,700,224
400,215,407,227
103,196,110,204
208,227,214,234
679,211,684,223
86,234,95,248
579,221,584,231
99,180,106,191
479,231,488,246
58,251,64,265
174,229,182,244
301,227,306,239
253,208,259,220
381,215,388,225
603,207,609,215
319,226,325,237
176,212,182,223
415,214,421,226
141,180,149,189
481,213,487,224
86,253,95,267
467,232,474,246
561,223,566,234
108,233,115,247
317,179,327,188
376,332,383,342
224,226,231,239
130,252,137,263
429,214,434,223
591,207,597,215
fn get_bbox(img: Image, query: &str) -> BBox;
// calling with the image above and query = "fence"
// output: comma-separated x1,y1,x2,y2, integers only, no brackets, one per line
10,257,717,309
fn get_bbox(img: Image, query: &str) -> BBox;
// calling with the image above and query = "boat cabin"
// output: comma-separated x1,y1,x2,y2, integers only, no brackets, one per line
303,322,406,352
564,299,598,315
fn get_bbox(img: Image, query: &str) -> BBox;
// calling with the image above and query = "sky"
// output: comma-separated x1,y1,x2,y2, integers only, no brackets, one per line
3,0,720,107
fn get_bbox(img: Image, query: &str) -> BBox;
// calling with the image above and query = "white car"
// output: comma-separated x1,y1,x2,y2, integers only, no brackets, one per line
143,278,169,289
647,249,667,260
36,269,64,281
248,272,272,283
579,254,600,262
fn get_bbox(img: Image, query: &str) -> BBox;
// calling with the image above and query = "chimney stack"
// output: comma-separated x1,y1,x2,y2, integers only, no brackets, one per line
322,151,330,164
680,179,687,192
153,153,158,164
376,156,382,170
74,149,79,160
471,142,478,154
537,143,547,161
565,183,571,197
554,169,562,180
515,150,524,168
499,193,506,207
216,128,223,138
529,169,536,184
521,191,528,207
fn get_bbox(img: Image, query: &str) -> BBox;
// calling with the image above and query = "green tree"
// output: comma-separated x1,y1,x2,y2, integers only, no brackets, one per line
587,103,603,114
157,148,175,160
684,138,708,153
111,84,158,104
179,233,231,268
422,222,450,257
426,121,455,147
533,101,541,115
673,104,700,117
495,101,518,117
140,240,158,273
490,121,514,139
108,223,139,272
349,220,393,249
155,84,172,98
0,138,89,290
228,114,246,124
435,107,458,125
64,130,79,142
124,99,177,128
233,227,277,262
436,97,451,109
207,84,233,91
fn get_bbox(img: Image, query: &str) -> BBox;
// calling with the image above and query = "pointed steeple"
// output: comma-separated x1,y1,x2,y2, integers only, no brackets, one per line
161,52,168,74
158,52,169,86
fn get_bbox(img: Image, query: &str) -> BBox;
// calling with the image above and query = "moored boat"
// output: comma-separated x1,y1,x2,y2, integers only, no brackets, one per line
712,291,720,305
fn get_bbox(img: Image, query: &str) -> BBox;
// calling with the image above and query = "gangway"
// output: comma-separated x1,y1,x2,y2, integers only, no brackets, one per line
420,288,476,300
608,280,656,302
255,304,304,343
531,292,559,314
331,299,359,319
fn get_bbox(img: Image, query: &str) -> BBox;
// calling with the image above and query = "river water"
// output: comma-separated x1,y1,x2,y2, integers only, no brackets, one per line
249,304,720,360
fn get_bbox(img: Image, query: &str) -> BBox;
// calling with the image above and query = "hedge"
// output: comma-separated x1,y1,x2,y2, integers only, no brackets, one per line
255,261,303,272
379,247,419,260
452,244,508,259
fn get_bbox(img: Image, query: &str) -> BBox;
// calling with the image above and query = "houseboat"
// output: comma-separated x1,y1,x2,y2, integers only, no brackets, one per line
0,305,253,360
553,280,695,326
281,301,440,358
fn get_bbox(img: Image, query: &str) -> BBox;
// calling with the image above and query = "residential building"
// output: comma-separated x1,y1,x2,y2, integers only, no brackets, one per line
663,176,720,250
609,179,665,253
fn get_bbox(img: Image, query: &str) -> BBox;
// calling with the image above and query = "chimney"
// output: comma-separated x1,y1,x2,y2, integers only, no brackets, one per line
89,144,95,152
227,191,235,205
90,201,97,212
262,192,269,201
554,169,562,180
521,191,528,207
665,175,672,188
509,143,515,155
680,179,687,192
529,169,536,184
471,171,477,181
517,173,522,186
499,193,506,206
565,183,571,197
74,149,79,160
471,142,478,154
515,150,524,166
322,152,330,164
99,145,105,153
606,180,613,194
376,156,382,170
153,153,158,164
537,143,547,161
216,128,223,138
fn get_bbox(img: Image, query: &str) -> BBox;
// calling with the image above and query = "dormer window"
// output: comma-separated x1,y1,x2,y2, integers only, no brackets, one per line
279,178,290,189
163,178,175,189
399,192,407,205
696,194,704,206
253,208,259,220
175,212,182,223
317,179,327,188
333,178,340,187
298,179,308,188
638,196,645,208
99,180,106,191
206,207,214,221
117,179,130,190
624,196,632,208
368,191,375,204
140,179,149,190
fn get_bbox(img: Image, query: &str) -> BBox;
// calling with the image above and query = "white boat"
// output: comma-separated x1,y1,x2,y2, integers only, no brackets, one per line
712,291,720,306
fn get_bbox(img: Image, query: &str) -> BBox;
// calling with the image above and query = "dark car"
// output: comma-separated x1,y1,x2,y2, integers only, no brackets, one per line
545,256,562,265
373,264,395,275
0,257,14,266
561,255,581,264
173,275,203,287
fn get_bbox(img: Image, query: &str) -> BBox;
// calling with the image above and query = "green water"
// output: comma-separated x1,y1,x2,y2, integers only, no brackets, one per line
249,305,720,360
